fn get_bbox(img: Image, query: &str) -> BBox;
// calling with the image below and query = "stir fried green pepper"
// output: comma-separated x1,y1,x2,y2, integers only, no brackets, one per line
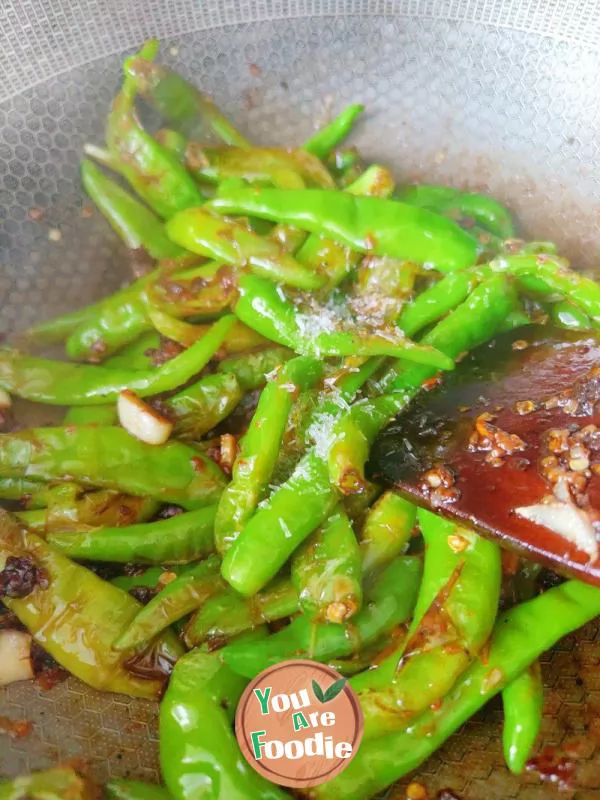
223,556,422,678
81,159,190,261
291,504,363,622
0,316,235,404
107,41,204,218
0,510,182,696
125,45,251,147
502,660,544,774
160,649,287,800
210,187,479,272
313,580,600,800
0,427,225,508
215,355,324,553
114,555,223,652
303,104,365,159
47,505,216,563
354,511,502,739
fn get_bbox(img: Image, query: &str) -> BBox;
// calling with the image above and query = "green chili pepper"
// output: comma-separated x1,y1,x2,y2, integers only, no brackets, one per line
106,42,204,218
490,253,600,327
0,766,98,800
330,275,519,507
353,512,501,739
359,491,416,576
165,207,324,290
221,450,337,596
114,555,223,652
502,660,544,774
166,372,243,440
327,146,365,187
125,47,251,147
221,357,389,597
146,306,267,352
375,273,519,395
314,580,600,800
63,332,161,425
291,504,362,623
549,299,594,330
63,405,118,426
111,566,180,593
0,427,225,509
48,505,216,564
354,257,417,320
343,480,382,524
160,649,287,800
210,187,479,272
295,164,396,292
216,347,294,391
0,476,45,503
215,355,324,554
0,509,182,696
66,261,234,362
16,485,158,533
223,556,422,678
1,315,236,404
184,577,299,648
396,183,516,239
105,779,172,800
155,127,187,160
234,274,454,368
62,271,158,361
303,104,365,159
397,268,483,338
185,144,335,188
23,303,102,346
81,159,190,260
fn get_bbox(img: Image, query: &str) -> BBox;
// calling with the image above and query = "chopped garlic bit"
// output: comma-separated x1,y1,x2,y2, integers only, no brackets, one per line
515,500,599,561
0,630,34,687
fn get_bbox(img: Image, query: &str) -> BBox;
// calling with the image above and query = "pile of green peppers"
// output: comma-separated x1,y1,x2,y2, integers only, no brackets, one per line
1,38,599,800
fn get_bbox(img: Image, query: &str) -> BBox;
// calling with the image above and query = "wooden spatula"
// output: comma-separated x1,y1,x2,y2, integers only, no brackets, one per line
369,326,600,584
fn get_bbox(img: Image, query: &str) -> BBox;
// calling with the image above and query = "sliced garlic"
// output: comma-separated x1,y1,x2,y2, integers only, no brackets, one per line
117,390,173,445
516,500,599,561
0,630,34,686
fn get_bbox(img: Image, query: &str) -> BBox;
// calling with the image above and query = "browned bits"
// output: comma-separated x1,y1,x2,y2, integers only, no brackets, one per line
81,204,94,218
190,456,206,472
429,486,462,507
129,586,157,605
325,601,355,625
248,62,262,77
447,533,469,553
538,423,598,507
514,399,537,415
468,412,526,466
157,571,178,588
0,556,48,599
405,783,429,800
421,466,455,490
0,715,33,740
512,339,529,351
28,207,45,221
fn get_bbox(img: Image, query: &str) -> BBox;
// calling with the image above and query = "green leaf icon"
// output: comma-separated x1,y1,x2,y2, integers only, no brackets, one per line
312,679,326,703
323,677,346,702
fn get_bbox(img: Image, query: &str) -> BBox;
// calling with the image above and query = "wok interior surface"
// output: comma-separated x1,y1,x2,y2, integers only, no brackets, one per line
0,1,599,795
